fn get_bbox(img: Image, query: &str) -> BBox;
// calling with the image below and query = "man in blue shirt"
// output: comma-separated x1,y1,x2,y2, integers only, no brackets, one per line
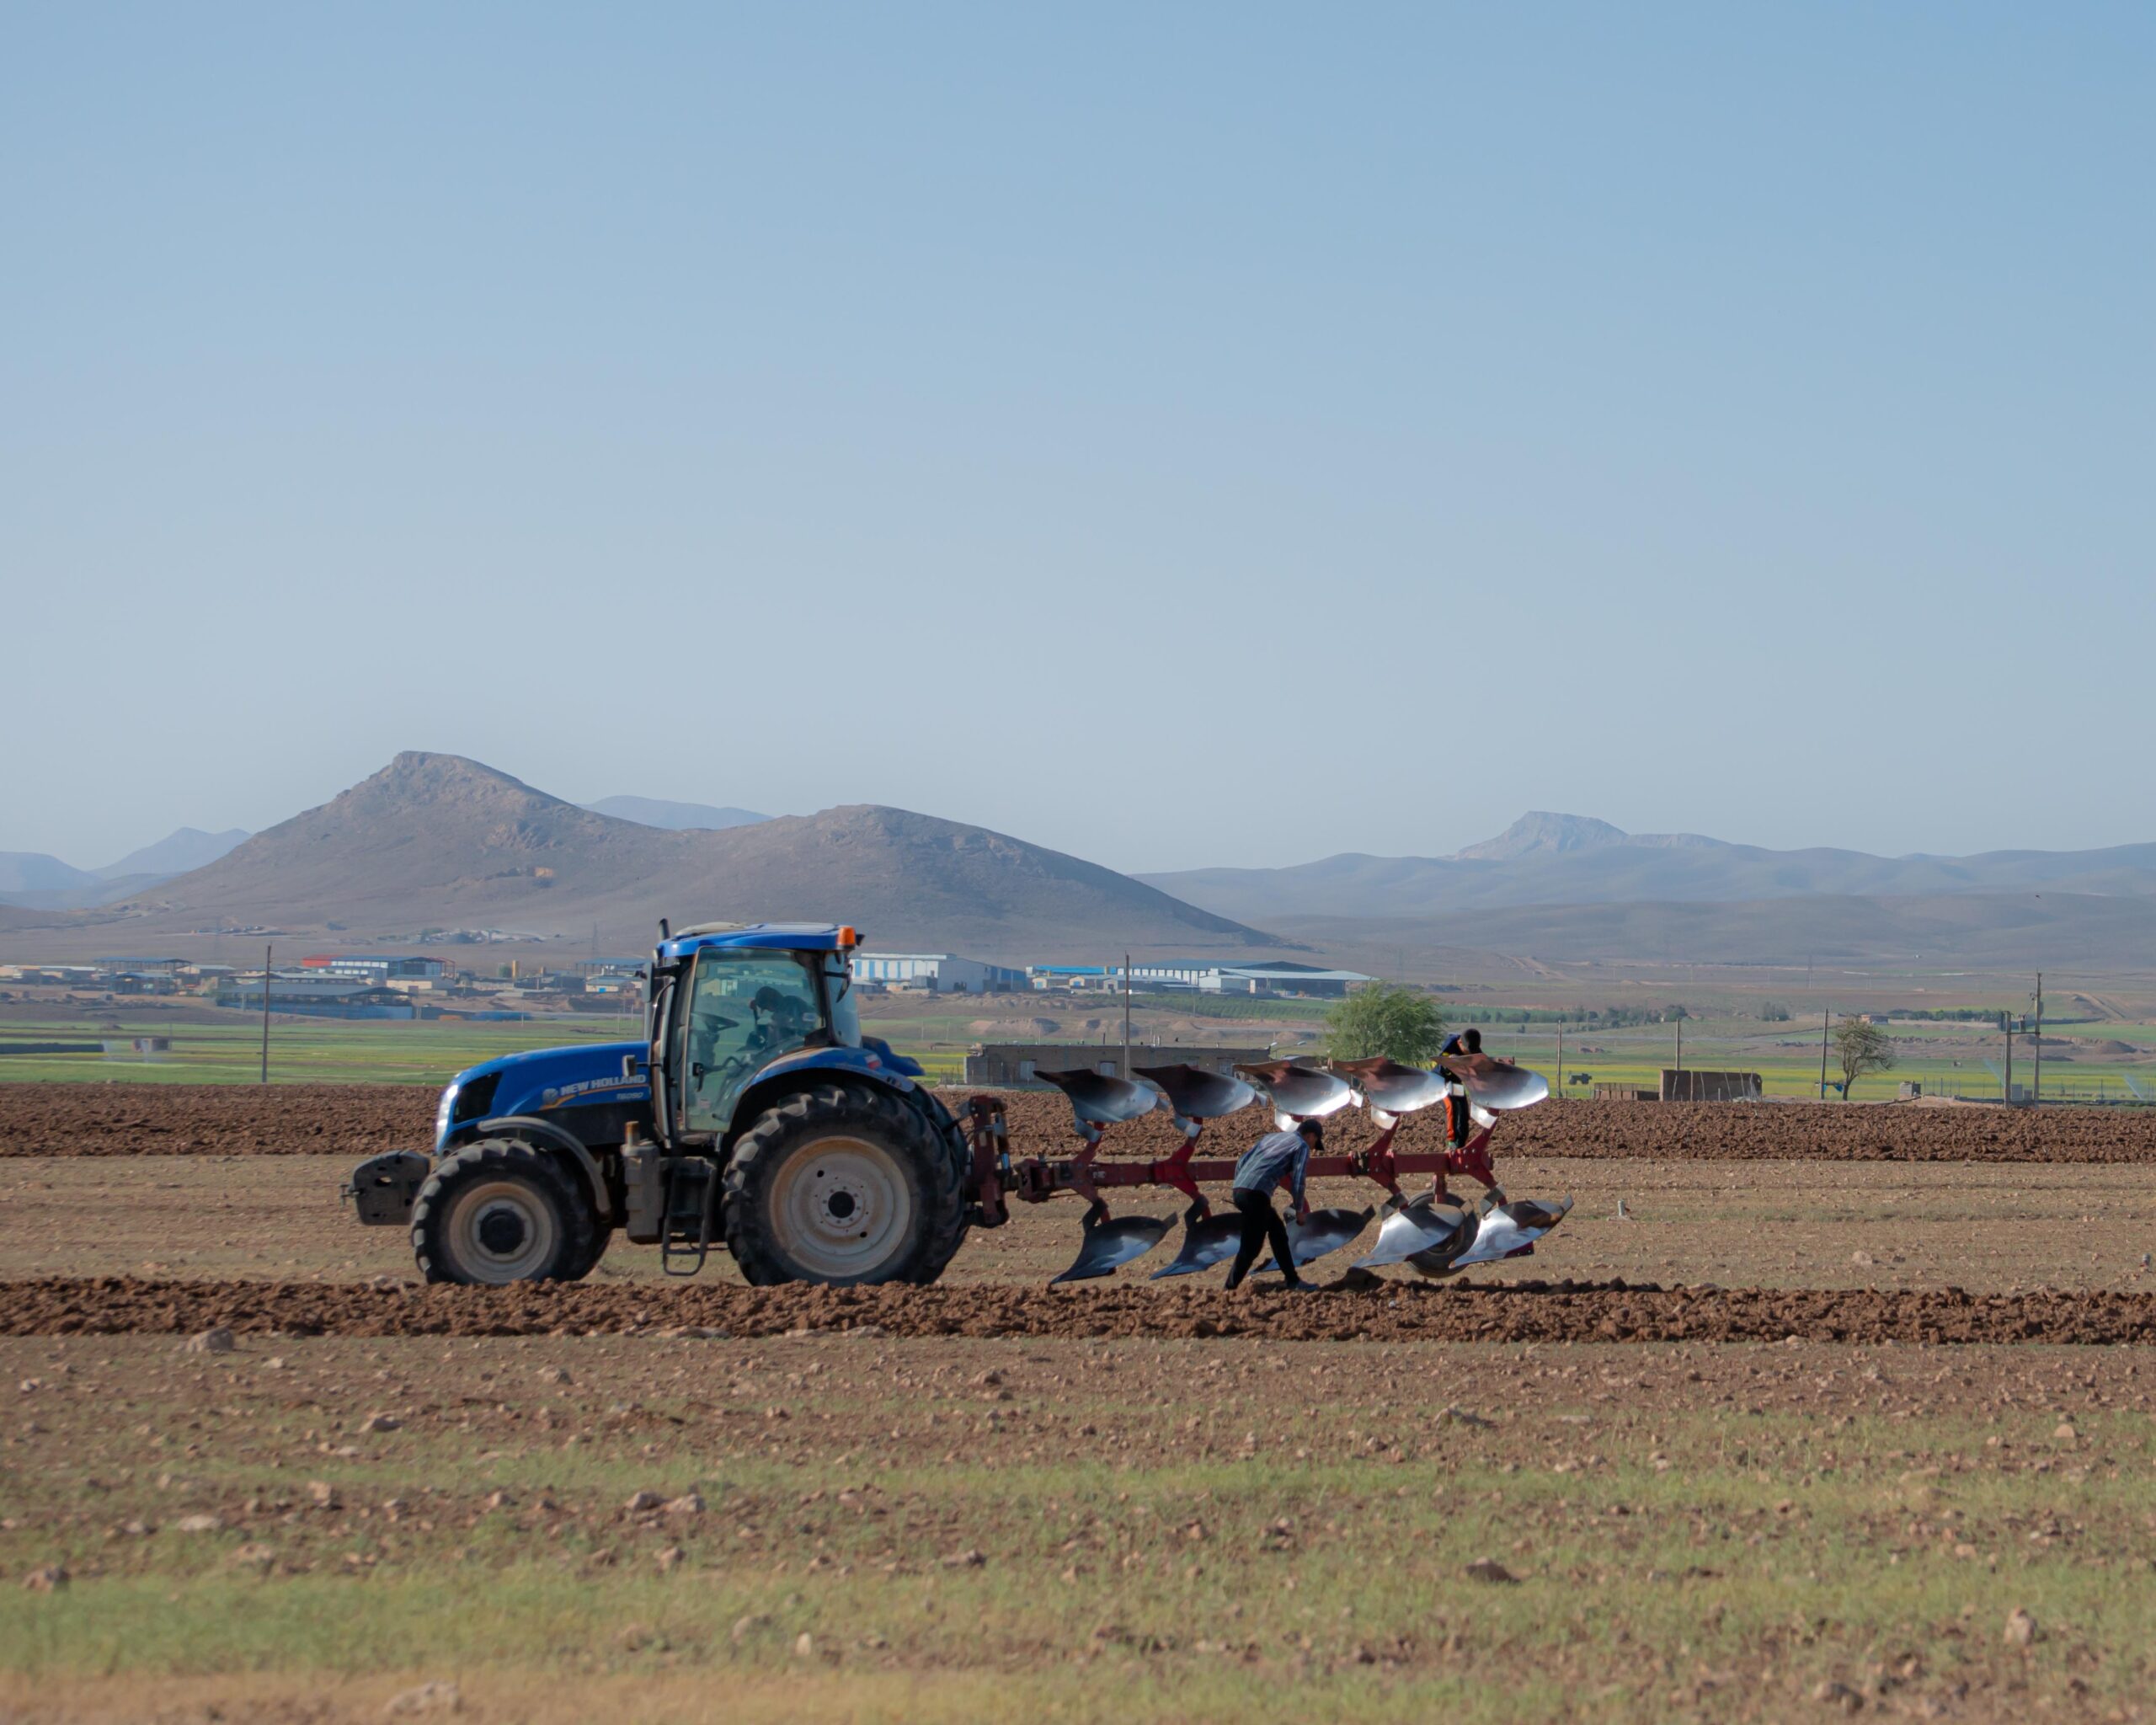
1223,1117,1321,1292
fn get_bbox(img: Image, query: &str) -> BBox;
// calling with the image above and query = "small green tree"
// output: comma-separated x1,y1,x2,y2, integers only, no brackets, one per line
1833,1016,1897,1098
1326,983,1445,1065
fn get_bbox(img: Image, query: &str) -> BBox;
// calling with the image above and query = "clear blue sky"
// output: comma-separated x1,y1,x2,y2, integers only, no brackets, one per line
5,3,2151,873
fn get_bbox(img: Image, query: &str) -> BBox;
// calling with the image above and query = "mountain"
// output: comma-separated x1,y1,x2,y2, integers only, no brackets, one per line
580,796,769,830
1269,891,2156,973
0,853,93,896
0,827,253,911
1455,812,1630,862
0,853,157,911
94,827,249,880
1141,813,2156,923
85,752,1284,960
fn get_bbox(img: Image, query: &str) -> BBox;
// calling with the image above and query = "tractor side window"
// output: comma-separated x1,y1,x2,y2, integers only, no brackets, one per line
680,952,822,1133
823,953,862,1049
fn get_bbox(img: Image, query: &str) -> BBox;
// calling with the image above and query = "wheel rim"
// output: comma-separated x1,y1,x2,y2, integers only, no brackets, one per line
445,1178,558,1283
766,1134,915,1279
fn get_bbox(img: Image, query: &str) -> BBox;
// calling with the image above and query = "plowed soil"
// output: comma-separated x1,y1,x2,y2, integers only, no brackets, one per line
8,1273,2155,1345
975,1088,2156,1165
8,1080,2156,1162
0,1082,434,1157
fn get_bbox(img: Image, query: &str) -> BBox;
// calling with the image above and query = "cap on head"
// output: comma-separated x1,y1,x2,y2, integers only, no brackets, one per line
1294,1116,1324,1141
1460,1028,1483,1053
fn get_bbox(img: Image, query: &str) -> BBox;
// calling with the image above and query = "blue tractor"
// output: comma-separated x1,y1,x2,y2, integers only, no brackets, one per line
344,923,972,1286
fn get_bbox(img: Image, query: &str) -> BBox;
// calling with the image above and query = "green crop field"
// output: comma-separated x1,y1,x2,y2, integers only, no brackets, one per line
6,999,2152,1105
0,1016,641,1087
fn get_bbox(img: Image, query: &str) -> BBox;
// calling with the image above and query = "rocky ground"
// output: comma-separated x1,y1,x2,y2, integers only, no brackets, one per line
6,1081,2156,1723
8,1081,2156,1162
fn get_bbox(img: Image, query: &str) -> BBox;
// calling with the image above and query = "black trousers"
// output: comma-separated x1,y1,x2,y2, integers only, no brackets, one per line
1225,1188,1299,1288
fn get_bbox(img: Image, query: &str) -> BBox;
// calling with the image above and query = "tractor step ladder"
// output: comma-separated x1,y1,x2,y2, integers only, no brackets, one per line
659,1157,719,1277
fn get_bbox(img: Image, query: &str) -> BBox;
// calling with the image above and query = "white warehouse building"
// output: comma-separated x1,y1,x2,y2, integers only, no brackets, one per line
851,952,1027,994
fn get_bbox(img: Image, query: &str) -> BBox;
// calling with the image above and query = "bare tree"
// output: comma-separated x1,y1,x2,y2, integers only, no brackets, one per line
1833,1016,1896,1099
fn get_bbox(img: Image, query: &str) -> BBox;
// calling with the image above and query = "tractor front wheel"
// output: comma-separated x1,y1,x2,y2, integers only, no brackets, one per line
412,1139,598,1285
723,1084,964,1286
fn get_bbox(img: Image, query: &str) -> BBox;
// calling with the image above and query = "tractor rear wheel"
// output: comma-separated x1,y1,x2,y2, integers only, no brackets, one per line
412,1139,598,1285
723,1084,965,1286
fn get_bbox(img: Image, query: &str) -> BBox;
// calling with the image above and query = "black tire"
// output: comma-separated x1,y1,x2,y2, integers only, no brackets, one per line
562,1222,614,1281
412,1139,597,1286
723,1083,965,1286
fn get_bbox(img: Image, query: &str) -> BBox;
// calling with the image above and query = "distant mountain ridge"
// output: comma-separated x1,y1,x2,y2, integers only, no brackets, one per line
1140,811,2156,923
96,827,250,879
72,752,1284,960
580,795,769,830
0,826,249,911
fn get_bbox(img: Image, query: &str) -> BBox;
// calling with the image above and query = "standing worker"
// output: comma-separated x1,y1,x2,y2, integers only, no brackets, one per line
1438,1028,1485,1148
1223,1116,1321,1292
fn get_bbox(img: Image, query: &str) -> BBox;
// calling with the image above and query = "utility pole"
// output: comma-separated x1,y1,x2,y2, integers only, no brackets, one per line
259,943,273,1084
2003,1009,2013,1105
1556,1027,1564,1099
1818,1009,1831,1100
1122,952,1132,1080
2031,971,2043,1108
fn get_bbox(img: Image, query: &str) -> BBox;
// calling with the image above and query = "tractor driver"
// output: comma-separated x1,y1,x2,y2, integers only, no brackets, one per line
685,963,821,1129
1222,1117,1322,1293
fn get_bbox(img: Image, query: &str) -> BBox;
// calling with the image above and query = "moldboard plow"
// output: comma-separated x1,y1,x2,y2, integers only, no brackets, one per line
963,1055,1571,1286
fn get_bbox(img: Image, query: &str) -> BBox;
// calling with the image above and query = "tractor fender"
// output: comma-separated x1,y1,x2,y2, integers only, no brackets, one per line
462,1114,614,1221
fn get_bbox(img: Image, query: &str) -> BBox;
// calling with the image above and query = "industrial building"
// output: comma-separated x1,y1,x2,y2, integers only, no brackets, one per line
963,1042,1275,1087
1026,965,1116,991
299,954,452,985
851,953,1027,993
1085,960,1378,998
213,974,417,1020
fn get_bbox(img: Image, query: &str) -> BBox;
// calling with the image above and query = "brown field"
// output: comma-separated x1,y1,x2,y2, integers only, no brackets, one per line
5,1086,2156,1723
9,1081,2156,1163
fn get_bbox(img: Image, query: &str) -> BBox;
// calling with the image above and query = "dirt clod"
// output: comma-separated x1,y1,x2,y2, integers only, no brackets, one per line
9,1274,2156,1347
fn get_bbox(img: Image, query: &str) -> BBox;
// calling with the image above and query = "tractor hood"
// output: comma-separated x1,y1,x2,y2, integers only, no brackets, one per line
435,1041,647,1150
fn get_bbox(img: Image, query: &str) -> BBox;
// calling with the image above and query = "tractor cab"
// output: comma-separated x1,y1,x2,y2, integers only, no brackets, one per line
645,923,877,1145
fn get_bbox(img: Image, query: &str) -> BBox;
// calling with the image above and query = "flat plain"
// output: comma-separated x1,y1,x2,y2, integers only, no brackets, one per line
3,1085,2155,1723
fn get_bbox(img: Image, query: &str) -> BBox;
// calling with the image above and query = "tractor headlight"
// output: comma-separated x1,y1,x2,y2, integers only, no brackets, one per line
434,1083,458,1150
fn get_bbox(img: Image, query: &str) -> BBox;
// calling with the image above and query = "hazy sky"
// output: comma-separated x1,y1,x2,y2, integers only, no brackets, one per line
6,3,2151,873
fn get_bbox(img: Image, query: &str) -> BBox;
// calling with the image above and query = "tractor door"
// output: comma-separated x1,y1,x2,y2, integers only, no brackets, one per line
676,949,827,1136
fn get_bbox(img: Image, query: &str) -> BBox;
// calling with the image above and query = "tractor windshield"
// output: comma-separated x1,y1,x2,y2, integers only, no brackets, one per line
680,950,825,1134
